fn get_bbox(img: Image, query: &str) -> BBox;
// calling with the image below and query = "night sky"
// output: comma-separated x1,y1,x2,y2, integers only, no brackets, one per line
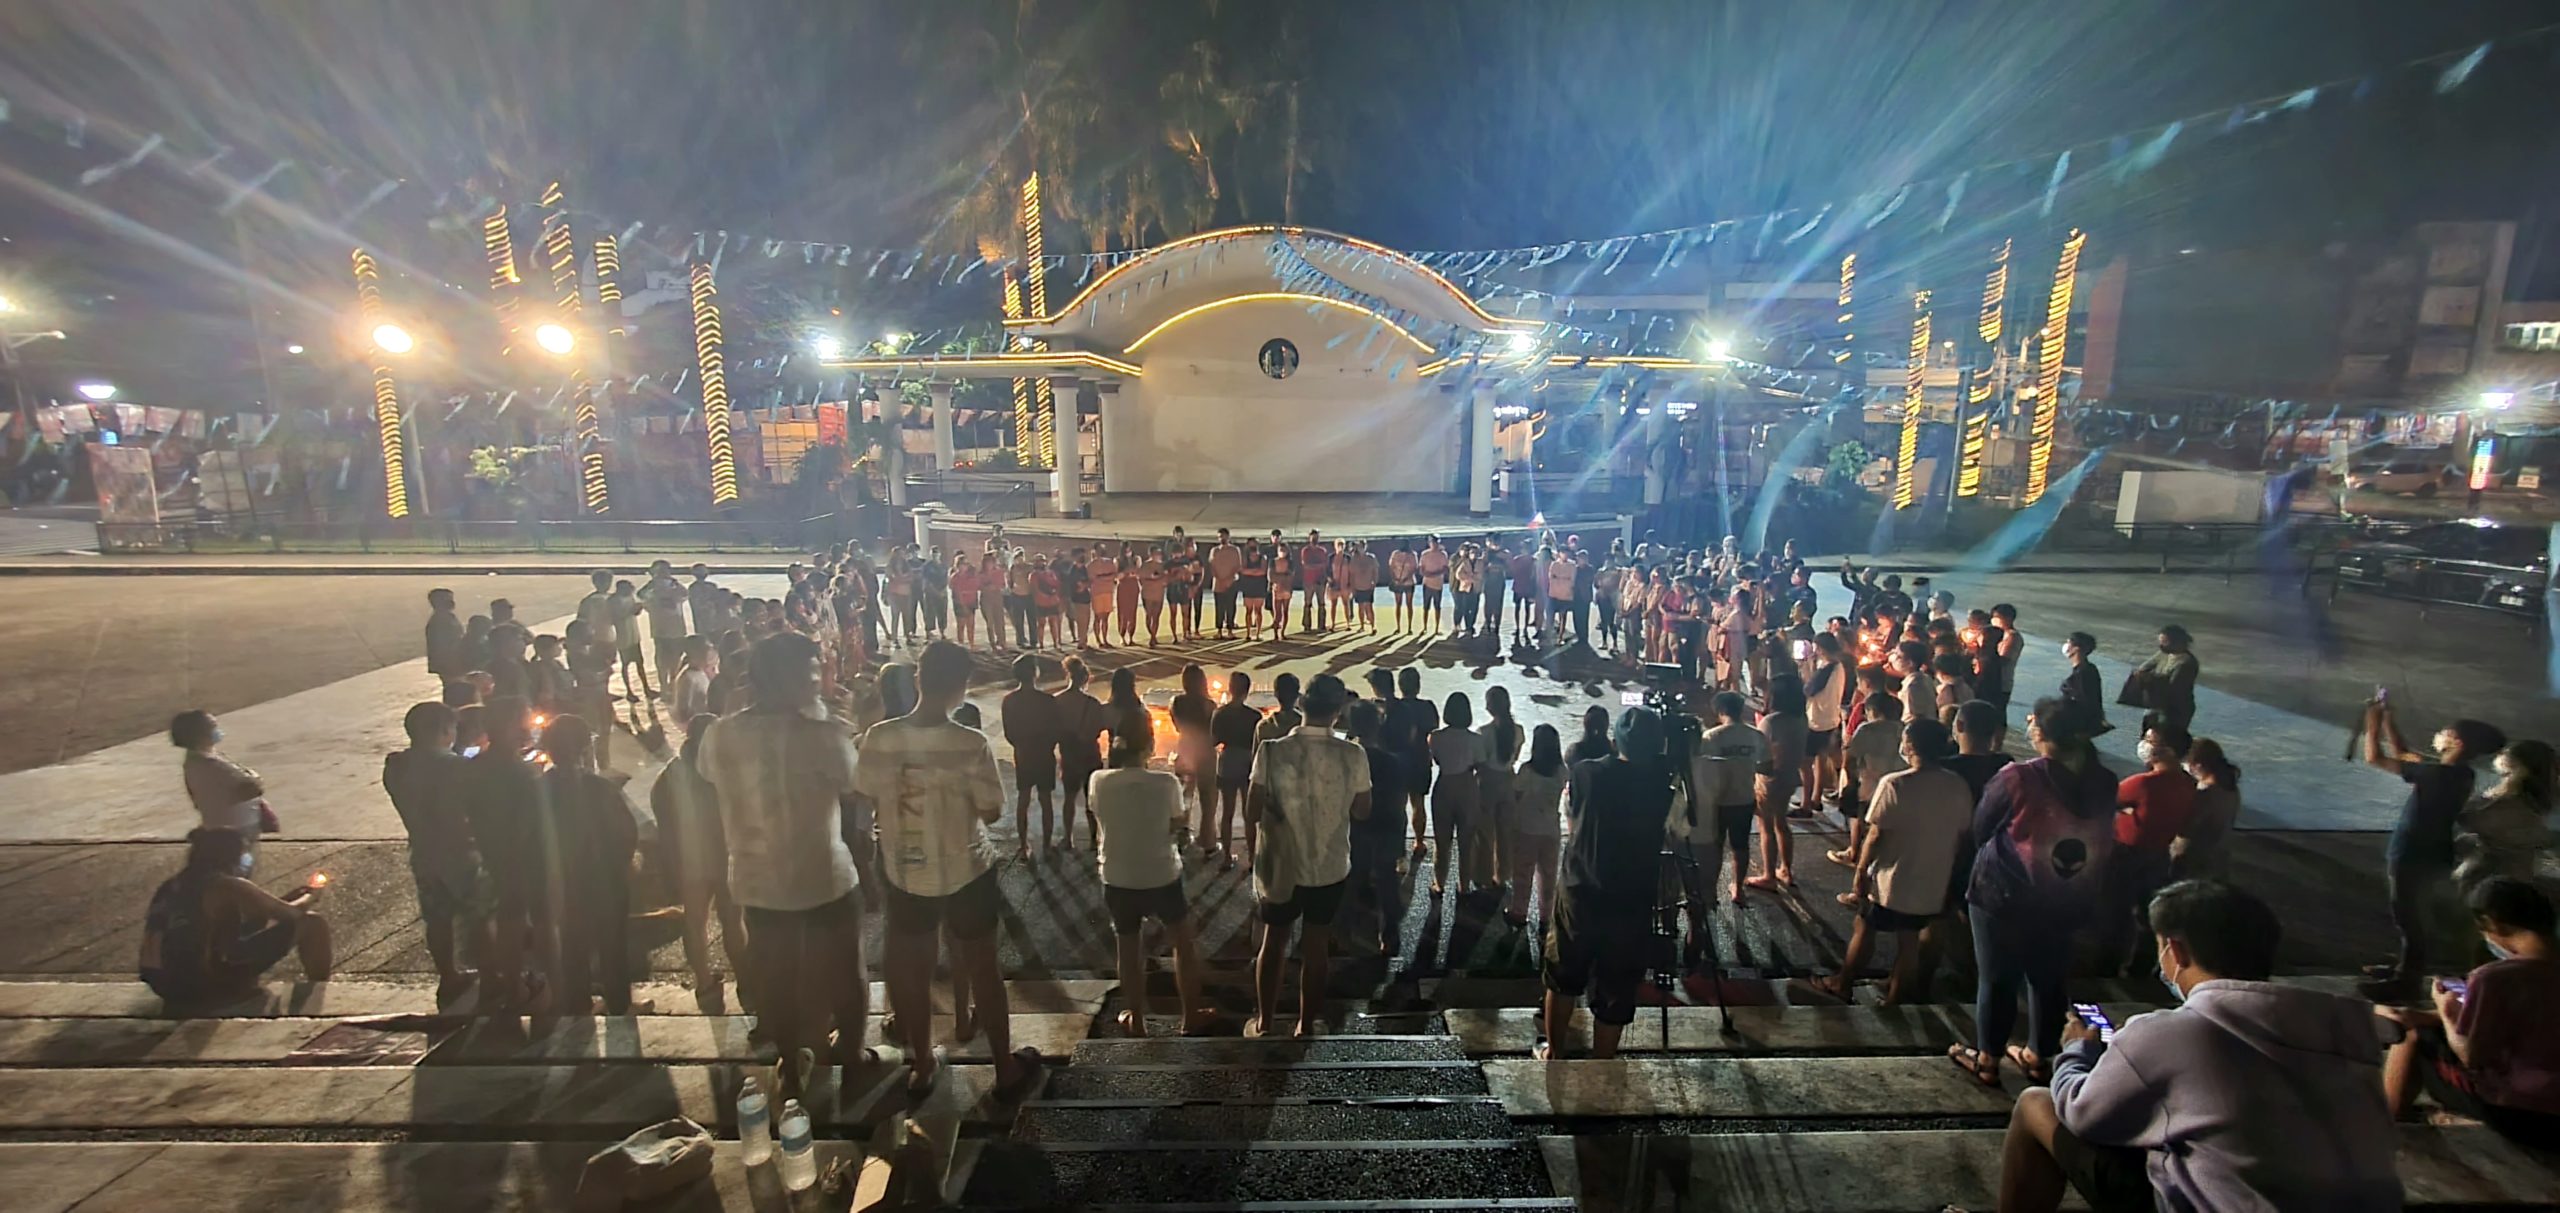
2,0,2557,405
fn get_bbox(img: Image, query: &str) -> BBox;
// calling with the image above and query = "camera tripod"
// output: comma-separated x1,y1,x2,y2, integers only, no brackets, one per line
1653,844,1737,1049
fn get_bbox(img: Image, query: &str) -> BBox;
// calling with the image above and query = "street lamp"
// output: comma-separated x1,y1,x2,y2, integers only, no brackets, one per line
371,323,415,355
75,380,115,401
1505,330,1538,355
2480,390,2516,411
810,335,843,361
285,343,306,356
534,322,577,356
1705,337,1734,362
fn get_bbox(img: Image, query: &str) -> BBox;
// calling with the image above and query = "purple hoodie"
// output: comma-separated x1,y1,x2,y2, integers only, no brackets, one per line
2051,979,2402,1211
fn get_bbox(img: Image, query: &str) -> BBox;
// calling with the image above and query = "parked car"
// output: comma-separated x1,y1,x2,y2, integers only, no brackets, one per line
2343,455,2461,497
2332,518,2549,618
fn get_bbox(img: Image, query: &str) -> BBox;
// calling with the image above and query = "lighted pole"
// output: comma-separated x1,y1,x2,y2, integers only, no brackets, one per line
689,261,739,506
1896,289,1930,510
541,181,608,514
1956,238,2009,498
2022,229,2087,506
1020,172,1057,470
351,249,410,518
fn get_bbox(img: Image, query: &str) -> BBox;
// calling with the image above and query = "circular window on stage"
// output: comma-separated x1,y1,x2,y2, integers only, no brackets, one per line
1258,337,1299,380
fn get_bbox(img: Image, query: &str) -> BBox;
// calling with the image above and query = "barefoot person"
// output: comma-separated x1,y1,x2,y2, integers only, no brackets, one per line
1092,734,1213,1035
856,640,1043,1100
1245,673,1369,1037
1000,654,1063,858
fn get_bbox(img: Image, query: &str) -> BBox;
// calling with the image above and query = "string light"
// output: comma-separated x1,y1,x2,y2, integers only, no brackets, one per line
1122,292,1435,355
1834,254,1856,365
351,248,408,519
592,234,625,338
1002,268,1036,461
689,261,739,505
1957,238,2010,498
1896,289,1929,510
2023,229,2087,506
540,181,608,514
483,206,520,352
1015,224,1539,332
1021,173,1056,468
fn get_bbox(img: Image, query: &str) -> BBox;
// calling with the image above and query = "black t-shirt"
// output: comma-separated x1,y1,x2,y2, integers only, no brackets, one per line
1943,752,2015,808
1357,744,1408,847
1561,757,1675,914
2389,761,2476,868
1212,702,1262,751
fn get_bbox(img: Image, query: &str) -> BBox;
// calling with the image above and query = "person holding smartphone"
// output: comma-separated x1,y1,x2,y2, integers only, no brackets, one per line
139,828,332,1006
1992,879,2399,1213
2377,877,2560,1150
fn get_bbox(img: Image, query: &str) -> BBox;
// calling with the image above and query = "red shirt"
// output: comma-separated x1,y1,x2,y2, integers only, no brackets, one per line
2115,768,2197,852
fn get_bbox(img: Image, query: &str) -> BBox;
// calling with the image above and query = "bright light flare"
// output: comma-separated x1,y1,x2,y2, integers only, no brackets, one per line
1705,338,1733,362
2480,390,2516,411
534,323,576,356
371,323,414,355
811,336,843,361
0,293,16,314
1506,330,1538,355
75,381,115,401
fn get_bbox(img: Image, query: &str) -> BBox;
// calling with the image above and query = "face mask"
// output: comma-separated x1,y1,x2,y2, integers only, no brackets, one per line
2494,757,2514,779
2136,741,2158,765
237,849,256,876
2487,939,2515,961
2159,966,2187,1003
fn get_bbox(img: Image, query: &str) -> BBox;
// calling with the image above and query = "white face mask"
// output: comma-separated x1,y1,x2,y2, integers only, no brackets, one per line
2487,938,2515,961
2136,741,2158,765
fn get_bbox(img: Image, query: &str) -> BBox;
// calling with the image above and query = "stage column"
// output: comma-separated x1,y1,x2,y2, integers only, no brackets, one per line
1048,373,1082,517
1468,379,1496,516
928,379,956,474
1642,385,1668,507
885,404,909,508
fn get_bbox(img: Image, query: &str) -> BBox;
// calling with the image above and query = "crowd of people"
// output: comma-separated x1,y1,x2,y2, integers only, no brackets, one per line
135,525,2560,1205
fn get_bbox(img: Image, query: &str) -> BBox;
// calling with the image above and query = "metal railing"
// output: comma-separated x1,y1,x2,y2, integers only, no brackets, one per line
95,514,845,556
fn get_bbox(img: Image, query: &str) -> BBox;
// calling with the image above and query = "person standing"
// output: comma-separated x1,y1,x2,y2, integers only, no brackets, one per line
1030,554,1065,650
1115,542,1144,646
1545,545,1577,649
1480,537,1509,638
534,715,639,1016
1164,539,1198,643
609,580,652,704
950,553,983,650
1747,675,1809,889
1138,544,1170,646
1816,719,1972,1005
694,635,870,1100
1949,698,2119,1087
1060,546,1092,648
1540,708,1674,1060
173,711,266,871
1344,700,1409,958
1428,693,1489,899
425,589,465,688
1245,673,1370,1037
1239,539,1269,637
855,640,1042,1100
1691,692,1768,912
641,560,692,688
1171,664,1218,846
2127,624,2201,735
383,702,491,1003
1055,657,1110,852
2173,738,2242,882
575,571,620,677
2057,631,2107,739
653,713,748,1014
1005,550,1038,654
1209,527,1243,637
1387,540,1418,633
1212,673,1265,870
1506,725,1569,929
1449,540,1479,634
1300,530,1333,632
1091,733,1213,1036
1268,540,1294,641
979,551,1011,652
1000,654,1063,858
2102,724,2197,976
2360,702,2504,993
1479,686,1526,898
687,564,722,640
1387,668,1439,865
1085,544,1121,647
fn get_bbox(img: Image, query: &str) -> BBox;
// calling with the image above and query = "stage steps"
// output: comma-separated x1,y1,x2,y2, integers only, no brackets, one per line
963,1028,1567,1210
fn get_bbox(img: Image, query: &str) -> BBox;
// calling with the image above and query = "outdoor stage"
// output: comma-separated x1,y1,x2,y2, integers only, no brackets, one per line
916,491,1621,553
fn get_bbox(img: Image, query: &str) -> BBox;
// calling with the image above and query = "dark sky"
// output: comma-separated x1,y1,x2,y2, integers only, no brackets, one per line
1,0,2556,405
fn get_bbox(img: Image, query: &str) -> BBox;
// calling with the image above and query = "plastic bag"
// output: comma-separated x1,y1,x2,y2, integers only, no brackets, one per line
574,1117,714,1211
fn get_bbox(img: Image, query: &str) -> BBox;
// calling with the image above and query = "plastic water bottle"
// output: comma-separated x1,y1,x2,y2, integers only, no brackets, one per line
736,1075,772,1166
777,1098,815,1192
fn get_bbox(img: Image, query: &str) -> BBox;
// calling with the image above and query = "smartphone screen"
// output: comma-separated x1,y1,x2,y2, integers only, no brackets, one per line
1621,690,1646,707
2438,979,2467,999
1793,640,1811,661
460,745,484,758
2070,1001,2116,1042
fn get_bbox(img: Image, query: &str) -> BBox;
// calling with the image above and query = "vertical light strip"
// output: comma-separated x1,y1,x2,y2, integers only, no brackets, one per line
1001,269,1035,457
483,206,521,352
1833,253,1857,365
1896,289,1930,510
540,181,607,513
352,249,409,519
2022,229,2087,506
592,234,625,337
1020,172,1057,467
1957,238,2010,497
690,261,739,505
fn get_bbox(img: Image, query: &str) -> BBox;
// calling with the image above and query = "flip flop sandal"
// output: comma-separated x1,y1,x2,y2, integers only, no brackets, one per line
1946,1044,2001,1088
2005,1044,2049,1081
902,1045,949,1103
1115,1009,1147,1037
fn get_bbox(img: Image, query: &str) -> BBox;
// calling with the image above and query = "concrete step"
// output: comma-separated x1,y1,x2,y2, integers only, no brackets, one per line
1044,1061,1491,1102
959,1139,1557,1207
1015,1096,1515,1143
1485,1056,2019,1120
0,1011,1091,1067
0,1059,1003,1135
1449,1003,2148,1057
1543,1125,2560,1211
0,977,1111,1019
1070,1033,1468,1067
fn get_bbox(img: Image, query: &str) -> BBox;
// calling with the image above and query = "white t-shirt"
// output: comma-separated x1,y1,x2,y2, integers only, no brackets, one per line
1090,767,1185,889
853,713,1003,897
696,705,860,911
1248,726,1370,893
1862,766,1974,915
672,668,713,727
1805,662,1845,733
1695,721,1769,809
576,590,619,649
1846,720,1908,794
